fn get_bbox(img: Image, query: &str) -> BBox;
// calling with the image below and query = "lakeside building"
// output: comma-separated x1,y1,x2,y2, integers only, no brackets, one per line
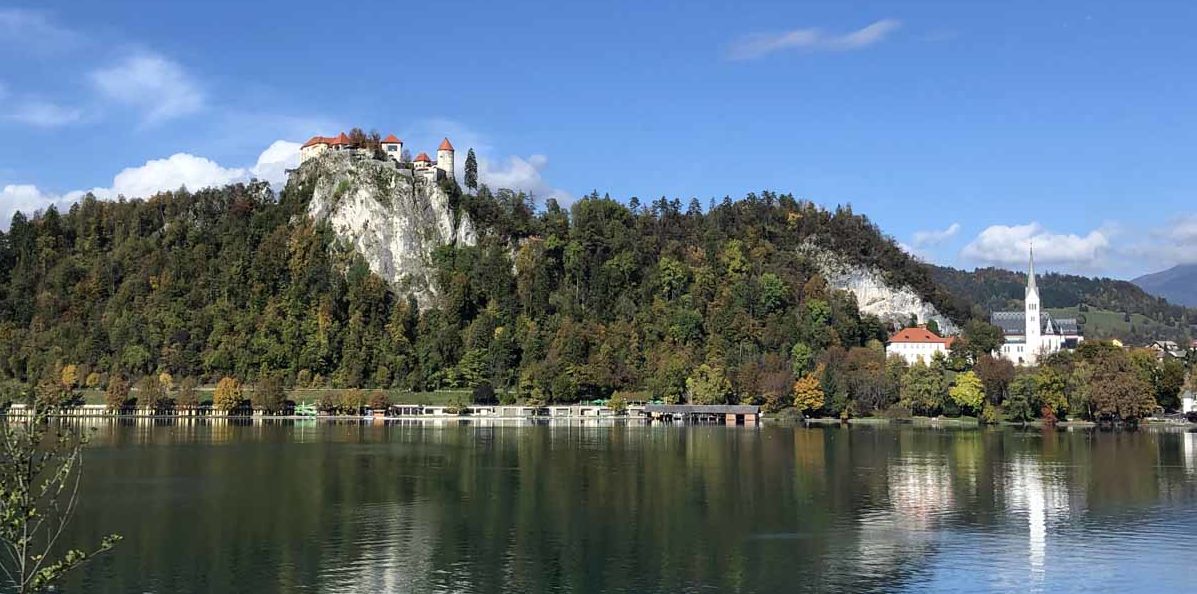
299,133,455,181
991,248,1083,365
885,327,955,365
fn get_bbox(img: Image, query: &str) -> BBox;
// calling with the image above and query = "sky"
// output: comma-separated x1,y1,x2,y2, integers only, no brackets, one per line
2,0,1196,279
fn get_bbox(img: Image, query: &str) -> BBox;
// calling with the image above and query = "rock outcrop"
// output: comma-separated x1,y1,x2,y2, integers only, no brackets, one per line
289,152,476,307
801,244,959,335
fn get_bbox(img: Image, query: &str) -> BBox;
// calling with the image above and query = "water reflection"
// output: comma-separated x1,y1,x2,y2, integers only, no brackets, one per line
54,423,1197,593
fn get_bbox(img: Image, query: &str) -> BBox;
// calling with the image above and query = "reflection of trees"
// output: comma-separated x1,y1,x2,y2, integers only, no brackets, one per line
54,422,1197,592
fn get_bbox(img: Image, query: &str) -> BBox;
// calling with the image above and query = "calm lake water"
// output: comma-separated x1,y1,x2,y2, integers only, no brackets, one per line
57,420,1197,593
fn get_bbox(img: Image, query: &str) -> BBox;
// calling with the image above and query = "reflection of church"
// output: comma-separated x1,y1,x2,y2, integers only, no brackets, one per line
992,248,1083,365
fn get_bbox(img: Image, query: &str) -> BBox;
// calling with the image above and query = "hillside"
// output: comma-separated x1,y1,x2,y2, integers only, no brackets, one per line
931,265,1194,342
0,159,968,403
1133,263,1197,307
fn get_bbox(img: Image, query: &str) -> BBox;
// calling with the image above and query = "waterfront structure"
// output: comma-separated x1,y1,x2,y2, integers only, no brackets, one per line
642,404,760,424
885,326,954,365
300,132,456,181
992,248,1082,365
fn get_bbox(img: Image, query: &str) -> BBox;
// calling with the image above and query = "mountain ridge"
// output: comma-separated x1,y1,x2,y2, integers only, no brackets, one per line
1132,263,1197,307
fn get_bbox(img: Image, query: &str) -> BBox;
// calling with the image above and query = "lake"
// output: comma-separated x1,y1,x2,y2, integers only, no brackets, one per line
57,420,1197,593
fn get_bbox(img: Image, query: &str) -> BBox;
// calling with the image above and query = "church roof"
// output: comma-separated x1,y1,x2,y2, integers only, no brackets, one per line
990,311,1081,337
888,327,955,345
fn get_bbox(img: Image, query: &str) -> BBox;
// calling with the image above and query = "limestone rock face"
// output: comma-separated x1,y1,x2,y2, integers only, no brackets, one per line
291,152,476,307
802,244,959,335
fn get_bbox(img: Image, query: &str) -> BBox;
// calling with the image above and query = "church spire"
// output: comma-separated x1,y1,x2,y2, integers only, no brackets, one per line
1027,243,1037,291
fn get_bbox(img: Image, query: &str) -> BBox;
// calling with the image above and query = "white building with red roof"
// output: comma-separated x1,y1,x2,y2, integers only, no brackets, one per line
298,132,455,182
886,327,955,365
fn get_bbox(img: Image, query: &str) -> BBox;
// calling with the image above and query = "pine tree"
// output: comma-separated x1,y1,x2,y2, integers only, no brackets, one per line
464,148,479,191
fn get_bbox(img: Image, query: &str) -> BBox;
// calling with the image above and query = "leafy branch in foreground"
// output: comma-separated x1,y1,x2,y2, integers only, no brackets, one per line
0,404,120,593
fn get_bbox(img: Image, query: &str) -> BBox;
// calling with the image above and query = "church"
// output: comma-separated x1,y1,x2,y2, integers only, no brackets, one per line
991,248,1083,365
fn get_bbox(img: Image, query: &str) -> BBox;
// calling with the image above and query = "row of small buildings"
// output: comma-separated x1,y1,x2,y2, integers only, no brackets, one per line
299,132,457,181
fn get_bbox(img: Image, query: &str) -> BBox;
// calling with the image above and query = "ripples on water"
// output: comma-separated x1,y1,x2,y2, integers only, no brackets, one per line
55,421,1197,593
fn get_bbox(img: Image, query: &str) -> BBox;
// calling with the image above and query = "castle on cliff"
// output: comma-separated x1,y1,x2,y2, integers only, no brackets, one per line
299,132,455,181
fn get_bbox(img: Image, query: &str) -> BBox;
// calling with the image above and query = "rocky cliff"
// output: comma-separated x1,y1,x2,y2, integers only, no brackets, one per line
288,152,476,307
801,244,960,335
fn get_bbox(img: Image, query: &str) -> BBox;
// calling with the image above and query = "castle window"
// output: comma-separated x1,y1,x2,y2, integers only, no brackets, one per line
387,145,397,152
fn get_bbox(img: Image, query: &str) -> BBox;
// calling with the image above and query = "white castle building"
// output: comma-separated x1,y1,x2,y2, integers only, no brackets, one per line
299,132,455,181
991,248,1083,365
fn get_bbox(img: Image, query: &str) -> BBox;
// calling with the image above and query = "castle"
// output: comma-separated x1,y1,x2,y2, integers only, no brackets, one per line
299,132,455,181
991,247,1083,365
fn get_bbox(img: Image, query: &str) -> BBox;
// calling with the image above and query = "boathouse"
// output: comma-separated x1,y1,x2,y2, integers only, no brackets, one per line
642,404,760,424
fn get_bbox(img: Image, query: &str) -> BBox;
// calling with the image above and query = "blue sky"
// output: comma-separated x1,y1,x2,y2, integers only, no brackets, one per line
2,0,1196,279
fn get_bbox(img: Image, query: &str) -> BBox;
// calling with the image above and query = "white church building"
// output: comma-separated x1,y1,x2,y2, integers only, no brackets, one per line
991,248,1083,365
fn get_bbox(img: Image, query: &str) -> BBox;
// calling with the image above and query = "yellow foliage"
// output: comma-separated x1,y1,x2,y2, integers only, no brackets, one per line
60,364,79,389
792,372,824,413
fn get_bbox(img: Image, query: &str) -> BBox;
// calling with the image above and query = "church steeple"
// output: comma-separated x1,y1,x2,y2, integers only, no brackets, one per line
1027,243,1037,292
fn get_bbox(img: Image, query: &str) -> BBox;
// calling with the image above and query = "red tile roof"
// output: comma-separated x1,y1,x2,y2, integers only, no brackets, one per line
414,152,432,162
382,134,402,144
302,135,336,148
889,327,954,345
438,137,454,151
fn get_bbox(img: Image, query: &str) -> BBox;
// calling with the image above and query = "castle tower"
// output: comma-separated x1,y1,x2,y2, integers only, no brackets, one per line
381,134,403,162
1024,245,1041,364
436,137,455,180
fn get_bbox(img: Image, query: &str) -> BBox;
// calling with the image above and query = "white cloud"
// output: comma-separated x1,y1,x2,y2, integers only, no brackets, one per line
250,140,301,189
960,222,1111,269
726,19,902,60
90,53,204,123
912,222,960,247
477,154,573,205
0,9,79,54
4,99,82,127
0,184,72,226
0,141,297,228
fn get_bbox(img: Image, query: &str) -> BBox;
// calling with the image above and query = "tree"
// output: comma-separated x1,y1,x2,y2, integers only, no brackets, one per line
137,375,168,409
59,365,78,390
792,372,824,413
686,363,732,405
1004,374,1036,423
956,320,1005,363
213,377,243,412
472,382,497,405
948,370,984,414
176,378,199,408
464,148,479,191
368,390,391,411
1033,366,1068,417
1089,350,1156,423
974,355,1014,404
104,376,130,411
0,404,121,592
252,375,285,413
790,342,814,376
608,391,629,415
899,362,946,416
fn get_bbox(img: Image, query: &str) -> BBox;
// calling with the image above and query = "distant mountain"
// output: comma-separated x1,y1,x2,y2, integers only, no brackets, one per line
930,265,1194,342
1133,264,1197,307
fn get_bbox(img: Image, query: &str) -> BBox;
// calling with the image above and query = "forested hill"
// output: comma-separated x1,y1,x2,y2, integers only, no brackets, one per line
930,265,1194,341
0,176,968,404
